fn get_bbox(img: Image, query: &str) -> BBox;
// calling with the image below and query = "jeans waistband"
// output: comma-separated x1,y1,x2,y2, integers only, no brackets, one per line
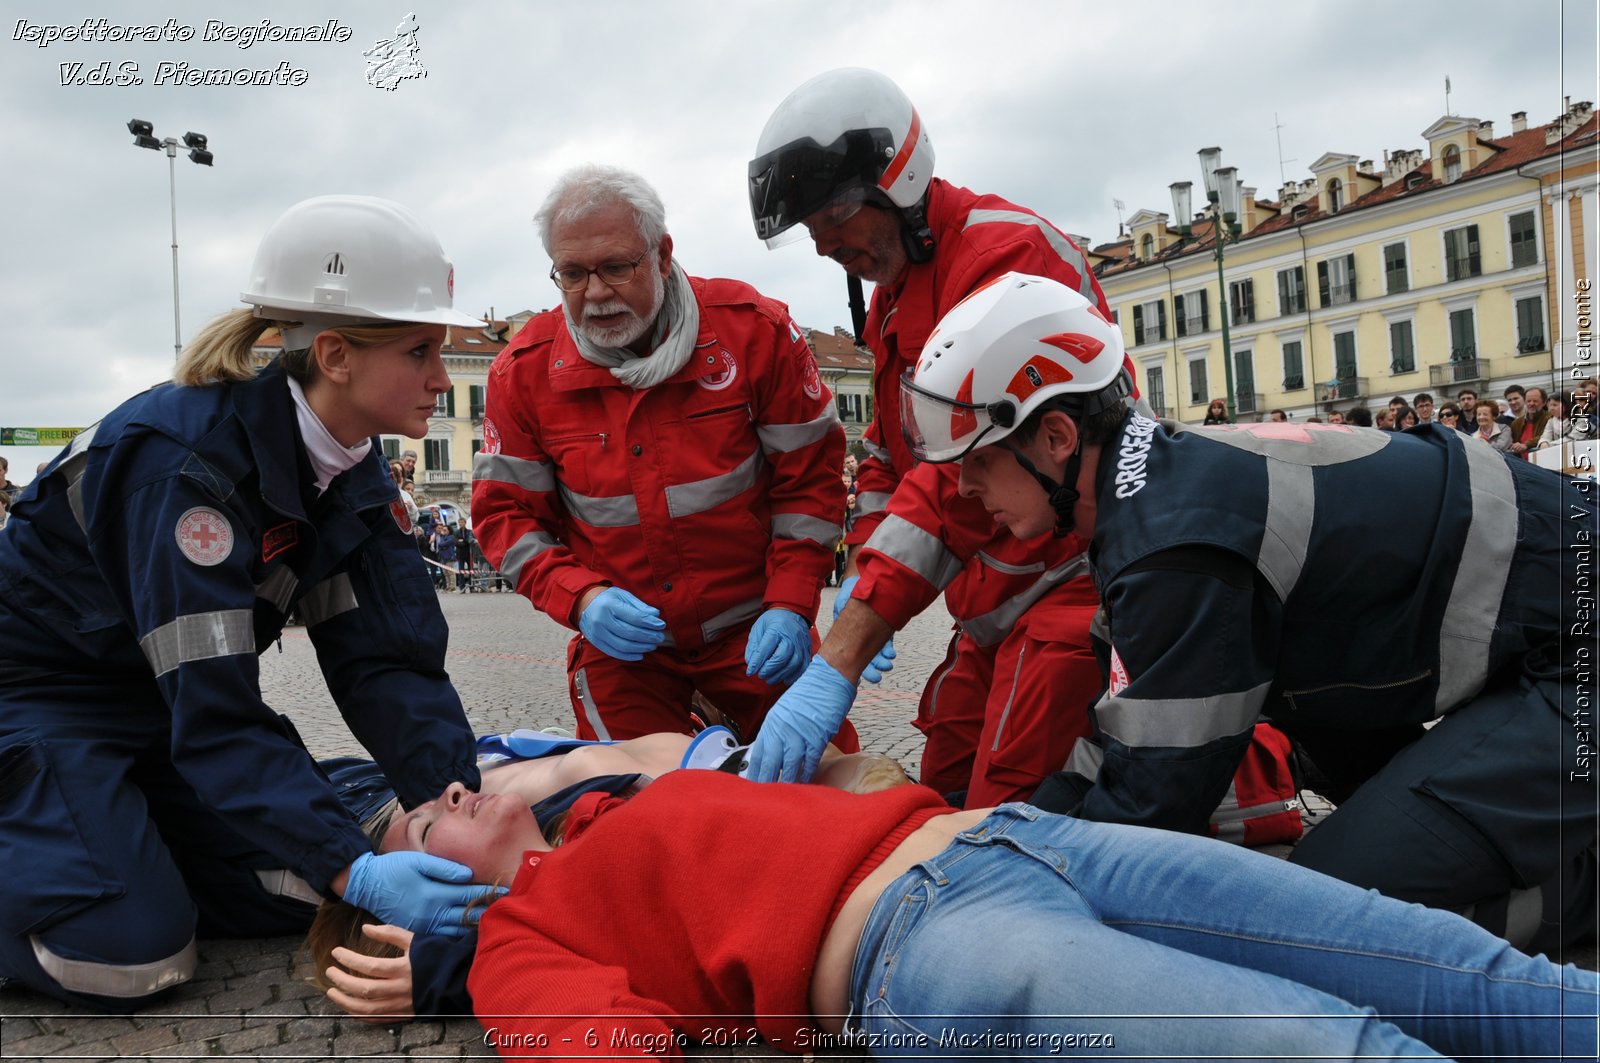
844,803,1044,1031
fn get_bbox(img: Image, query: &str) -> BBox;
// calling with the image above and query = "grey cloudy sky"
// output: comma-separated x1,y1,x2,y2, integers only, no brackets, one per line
1,0,1594,481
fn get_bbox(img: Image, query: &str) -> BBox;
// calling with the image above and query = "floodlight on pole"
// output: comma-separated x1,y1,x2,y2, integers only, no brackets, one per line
1171,148,1245,422
127,118,214,358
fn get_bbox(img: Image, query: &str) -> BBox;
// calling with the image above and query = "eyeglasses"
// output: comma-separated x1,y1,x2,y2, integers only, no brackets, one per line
549,249,650,292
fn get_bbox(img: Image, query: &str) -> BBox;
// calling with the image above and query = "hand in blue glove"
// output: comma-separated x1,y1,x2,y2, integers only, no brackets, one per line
579,587,666,661
343,850,503,939
833,576,896,683
744,607,812,687
743,655,856,783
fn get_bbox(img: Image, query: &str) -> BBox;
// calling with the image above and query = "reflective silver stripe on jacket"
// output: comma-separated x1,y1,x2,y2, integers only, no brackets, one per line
1436,440,1518,710
1094,679,1270,749
854,491,891,518
972,551,1044,577
256,566,299,615
665,449,763,518
474,451,556,494
32,933,196,999
961,554,1092,647
863,514,963,590
860,439,891,463
989,644,1028,751
574,666,610,740
1062,735,1104,778
963,209,1097,301
255,869,323,906
140,610,255,677
773,512,842,545
559,485,641,528
702,597,766,644
1089,606,1111,646
299,573,358,628
497,530,561,585
1255,461,1316,601
757,407,841,454
57,422,102,534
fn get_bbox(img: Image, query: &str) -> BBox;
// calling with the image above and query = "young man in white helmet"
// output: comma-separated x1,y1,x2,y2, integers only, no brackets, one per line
745,67,1127,805
0,195,498,1009
901,271,1597,955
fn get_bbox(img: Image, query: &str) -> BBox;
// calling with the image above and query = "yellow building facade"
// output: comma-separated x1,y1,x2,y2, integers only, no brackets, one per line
1094,101,1596,421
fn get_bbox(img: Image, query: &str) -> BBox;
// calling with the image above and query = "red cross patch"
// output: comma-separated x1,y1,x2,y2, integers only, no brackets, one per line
1108,647,1131,696
175,507,234,567
390,498,413,534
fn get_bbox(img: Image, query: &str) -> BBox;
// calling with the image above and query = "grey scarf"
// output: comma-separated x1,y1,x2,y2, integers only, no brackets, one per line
567,262,699,390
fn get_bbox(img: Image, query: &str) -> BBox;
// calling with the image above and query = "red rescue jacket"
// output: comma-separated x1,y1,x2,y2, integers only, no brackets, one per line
472,277,845,652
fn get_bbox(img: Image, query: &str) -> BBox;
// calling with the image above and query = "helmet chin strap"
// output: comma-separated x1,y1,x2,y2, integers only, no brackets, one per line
999,439,1082,538
898,200,936,263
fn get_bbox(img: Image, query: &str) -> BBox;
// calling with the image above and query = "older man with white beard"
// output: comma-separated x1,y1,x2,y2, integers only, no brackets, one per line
472,165,852,747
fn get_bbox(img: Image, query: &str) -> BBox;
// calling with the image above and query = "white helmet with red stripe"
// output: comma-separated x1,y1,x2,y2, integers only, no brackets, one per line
902,272,1130,463
748,67,935,248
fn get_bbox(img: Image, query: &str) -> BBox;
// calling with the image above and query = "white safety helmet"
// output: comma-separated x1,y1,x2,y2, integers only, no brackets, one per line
749,67,935,248
902,272,1130,463
240,195,482,347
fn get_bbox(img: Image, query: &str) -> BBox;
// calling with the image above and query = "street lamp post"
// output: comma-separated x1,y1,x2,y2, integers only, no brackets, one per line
1171,147,1244,422
127,119,213,358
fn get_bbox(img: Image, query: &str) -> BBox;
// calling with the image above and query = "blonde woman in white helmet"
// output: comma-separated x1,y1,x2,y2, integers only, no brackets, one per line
0,195,499,1012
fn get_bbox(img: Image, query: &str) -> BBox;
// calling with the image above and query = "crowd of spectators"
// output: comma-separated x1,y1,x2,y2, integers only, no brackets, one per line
1191,377,1595,463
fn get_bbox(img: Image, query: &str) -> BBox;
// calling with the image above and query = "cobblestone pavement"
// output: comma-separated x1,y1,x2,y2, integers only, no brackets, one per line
3,589,1593,1060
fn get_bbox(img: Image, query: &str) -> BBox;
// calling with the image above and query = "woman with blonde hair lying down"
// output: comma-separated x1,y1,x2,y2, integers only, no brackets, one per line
307,725,909,1019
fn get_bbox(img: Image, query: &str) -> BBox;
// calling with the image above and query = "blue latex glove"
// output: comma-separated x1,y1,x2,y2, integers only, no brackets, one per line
744,607,811,686
744,655,856,783
833,576,896,683
579,587,667,660
343,850,502,939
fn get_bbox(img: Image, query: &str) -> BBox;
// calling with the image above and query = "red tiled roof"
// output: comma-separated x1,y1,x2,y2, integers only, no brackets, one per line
1097,109,1597,279
805,327,873,370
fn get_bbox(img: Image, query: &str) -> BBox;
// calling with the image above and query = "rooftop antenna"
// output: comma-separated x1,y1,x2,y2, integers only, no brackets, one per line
1273,113,1296,187
1113,197,1126,237
1445,75,1452,115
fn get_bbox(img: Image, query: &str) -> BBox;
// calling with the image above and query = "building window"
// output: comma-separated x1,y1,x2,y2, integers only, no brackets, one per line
471,438,483,457
1332,331,1358,381
424,438,450,472
836,393,870,423
1229,278,1255,324
1327,178,1343,213
1509,211,1538,268
1174,290,1209,337
1132,299,1167,345
1234,350,1256,412
381,438,400,461
1448,308,1477,361
1277,266,1306,315
1281,341,1305,390
1146,366,1166,417
1442,145,1462,184
1317,253,1357,307
469,385,486,421
432,387,457,418
1444,224,1481,282
1389,320,1416,374
1383,242,1408,294
1515,295,1546,353
1140,233,1155,260
1188,358,1210,405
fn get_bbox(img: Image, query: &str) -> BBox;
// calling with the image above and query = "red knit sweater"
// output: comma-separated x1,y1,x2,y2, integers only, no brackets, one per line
469,771,954,1058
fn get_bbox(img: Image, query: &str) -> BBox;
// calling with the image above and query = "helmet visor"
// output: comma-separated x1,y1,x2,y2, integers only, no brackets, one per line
749,127,895,248
899,371,1015,464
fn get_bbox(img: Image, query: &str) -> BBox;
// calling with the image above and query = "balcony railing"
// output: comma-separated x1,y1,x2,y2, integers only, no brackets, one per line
1430,355,1489,389
1234,391,1264,415
1317,375,1369,405
421,470,469,484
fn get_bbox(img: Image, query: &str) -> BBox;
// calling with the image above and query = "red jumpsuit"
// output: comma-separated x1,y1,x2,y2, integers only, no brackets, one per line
473,276,846,742
848,178,1124,803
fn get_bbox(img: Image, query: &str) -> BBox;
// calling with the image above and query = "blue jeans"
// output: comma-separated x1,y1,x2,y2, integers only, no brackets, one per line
848,804,1598,1061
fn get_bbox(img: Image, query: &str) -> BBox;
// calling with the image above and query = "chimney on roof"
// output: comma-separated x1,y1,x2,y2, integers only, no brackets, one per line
1279,180,1299,208
1511,110,1528,133
1547,99,1594,143
1382,147,1423,187
1477,121,1494,139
